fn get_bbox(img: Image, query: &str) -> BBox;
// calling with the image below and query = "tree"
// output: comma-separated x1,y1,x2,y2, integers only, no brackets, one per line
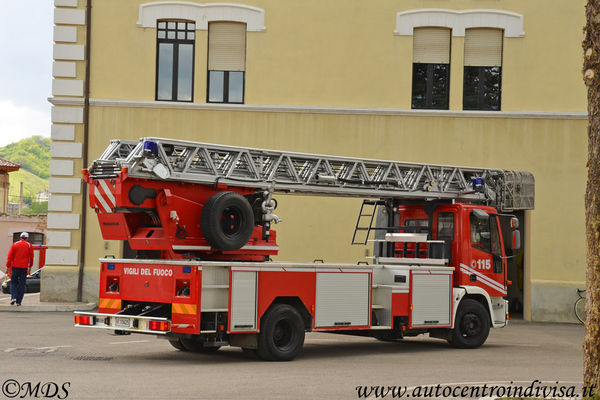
25,201,48,215
583,1,600,396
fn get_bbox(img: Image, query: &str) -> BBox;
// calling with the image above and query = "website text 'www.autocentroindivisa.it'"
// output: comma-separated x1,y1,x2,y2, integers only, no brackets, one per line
355,380,595,399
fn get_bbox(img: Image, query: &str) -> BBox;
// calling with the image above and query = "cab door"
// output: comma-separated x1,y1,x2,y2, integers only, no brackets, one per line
466,210,507,297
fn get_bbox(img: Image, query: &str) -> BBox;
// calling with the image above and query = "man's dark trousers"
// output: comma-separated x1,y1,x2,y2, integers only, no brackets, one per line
10,267,27,305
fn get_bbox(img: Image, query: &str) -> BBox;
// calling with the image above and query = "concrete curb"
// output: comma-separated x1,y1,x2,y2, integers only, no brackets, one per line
0,302,97,312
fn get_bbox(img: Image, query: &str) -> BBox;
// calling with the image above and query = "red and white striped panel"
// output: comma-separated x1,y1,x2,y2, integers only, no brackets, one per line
92,179,116,213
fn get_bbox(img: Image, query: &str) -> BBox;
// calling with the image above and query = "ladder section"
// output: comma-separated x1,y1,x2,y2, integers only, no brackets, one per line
87,137,535,211
352,200,384,245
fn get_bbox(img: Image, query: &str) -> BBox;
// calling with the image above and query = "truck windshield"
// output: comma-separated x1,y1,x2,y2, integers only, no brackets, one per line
470,213,502,273
490,217,503,273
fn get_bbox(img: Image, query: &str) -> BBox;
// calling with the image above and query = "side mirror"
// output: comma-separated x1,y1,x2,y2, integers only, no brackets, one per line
512,230,521,251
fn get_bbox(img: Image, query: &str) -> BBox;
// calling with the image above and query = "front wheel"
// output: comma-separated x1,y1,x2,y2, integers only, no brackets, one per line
257,304,305,361
449,298,490,349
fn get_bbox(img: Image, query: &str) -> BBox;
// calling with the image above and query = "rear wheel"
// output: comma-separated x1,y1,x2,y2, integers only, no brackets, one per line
449,298,490,349
257,304,305,361
179,337,221,353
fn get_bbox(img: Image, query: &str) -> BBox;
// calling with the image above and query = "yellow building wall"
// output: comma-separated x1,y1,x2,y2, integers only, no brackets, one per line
90,0,586,112
45,0,589,323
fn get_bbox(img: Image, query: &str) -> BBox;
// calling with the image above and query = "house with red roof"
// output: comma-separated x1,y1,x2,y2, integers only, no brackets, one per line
0,158,20,214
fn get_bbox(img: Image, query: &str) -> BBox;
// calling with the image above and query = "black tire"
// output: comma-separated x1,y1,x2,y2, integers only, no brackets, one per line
168,338,187,351
201,192,255,251
179,337,221,353
257,304,305,361
449,298,490,349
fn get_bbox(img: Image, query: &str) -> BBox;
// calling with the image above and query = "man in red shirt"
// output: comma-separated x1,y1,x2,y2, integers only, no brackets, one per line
6,232,33,306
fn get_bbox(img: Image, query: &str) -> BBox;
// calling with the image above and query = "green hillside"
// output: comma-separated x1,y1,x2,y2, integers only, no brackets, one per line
0,136,50,179
0,136,50,213
7,168,49,202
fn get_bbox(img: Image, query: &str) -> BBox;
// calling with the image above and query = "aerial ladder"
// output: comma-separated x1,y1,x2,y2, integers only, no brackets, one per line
91,137,534,209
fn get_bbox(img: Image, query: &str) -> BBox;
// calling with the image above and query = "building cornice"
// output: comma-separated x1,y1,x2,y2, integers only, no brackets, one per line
48,97,588,120
136,2,266,31
394,9,525,37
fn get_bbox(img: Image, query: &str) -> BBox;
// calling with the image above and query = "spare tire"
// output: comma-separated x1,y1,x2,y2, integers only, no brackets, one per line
201,191,255,251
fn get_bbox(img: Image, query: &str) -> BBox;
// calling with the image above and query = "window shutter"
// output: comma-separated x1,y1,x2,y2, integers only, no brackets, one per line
464,28,503,67
208,22,246,71
413,28,451,64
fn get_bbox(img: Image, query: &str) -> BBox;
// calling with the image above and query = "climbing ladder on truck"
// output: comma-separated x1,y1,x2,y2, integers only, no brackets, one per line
75,137,535,361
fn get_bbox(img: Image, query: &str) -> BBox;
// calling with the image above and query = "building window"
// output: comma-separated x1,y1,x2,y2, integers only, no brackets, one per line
156,20,195,102
207,22,246,103
463,28,503,111
12,232,44,245
412,28,451,109
437,212,454,241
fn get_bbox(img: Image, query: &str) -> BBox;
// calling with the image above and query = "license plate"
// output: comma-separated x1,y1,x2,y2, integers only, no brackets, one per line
115,317,130,328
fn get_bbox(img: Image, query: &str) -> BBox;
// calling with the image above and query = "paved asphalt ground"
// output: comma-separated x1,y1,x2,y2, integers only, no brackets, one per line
0,307,584,400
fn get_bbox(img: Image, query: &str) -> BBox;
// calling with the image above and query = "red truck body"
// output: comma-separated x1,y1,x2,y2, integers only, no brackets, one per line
75,138,528,360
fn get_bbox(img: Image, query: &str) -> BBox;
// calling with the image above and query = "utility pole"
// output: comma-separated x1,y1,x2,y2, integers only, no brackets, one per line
18,181,23,216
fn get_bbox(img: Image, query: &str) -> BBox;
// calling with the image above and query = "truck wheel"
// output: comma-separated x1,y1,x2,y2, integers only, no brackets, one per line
179,337,221,353
201,192,254,251
168,338,187,351
257,304,305,361
449,298,490,349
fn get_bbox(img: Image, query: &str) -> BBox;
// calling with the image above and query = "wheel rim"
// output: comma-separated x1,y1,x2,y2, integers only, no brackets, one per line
221,207,243,236
273,319,294,350
460,312,482,337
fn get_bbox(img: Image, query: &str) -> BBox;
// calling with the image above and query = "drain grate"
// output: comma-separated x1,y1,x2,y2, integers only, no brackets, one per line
72,355,114,361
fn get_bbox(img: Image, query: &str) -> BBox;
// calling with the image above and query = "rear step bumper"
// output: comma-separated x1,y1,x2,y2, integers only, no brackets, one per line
74,311,171,335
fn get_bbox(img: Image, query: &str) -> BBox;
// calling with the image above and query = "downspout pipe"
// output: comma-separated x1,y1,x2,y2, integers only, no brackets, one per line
77,0,92,302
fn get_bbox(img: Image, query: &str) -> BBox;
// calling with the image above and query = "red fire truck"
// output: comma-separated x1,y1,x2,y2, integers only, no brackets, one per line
74,137,534,361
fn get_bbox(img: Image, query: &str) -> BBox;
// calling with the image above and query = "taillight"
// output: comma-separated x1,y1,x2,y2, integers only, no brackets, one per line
74,315,94,325
148,320,170,331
